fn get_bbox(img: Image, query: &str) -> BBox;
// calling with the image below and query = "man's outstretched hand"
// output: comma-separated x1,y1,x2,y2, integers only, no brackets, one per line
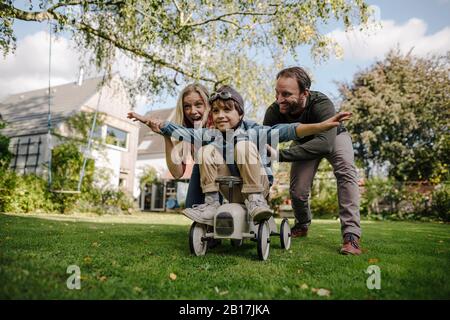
127,112,163,133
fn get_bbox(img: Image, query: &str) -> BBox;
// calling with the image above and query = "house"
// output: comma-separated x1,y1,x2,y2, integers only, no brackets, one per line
0,75,139,195
134,108,194,211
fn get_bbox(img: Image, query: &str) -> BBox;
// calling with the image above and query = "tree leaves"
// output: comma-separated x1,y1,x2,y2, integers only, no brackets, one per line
340,50,450,182
1,0,371,117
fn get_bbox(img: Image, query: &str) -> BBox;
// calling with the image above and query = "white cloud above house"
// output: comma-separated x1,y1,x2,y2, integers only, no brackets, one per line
0,31,82,99
0,30,151,112
328,18,450,61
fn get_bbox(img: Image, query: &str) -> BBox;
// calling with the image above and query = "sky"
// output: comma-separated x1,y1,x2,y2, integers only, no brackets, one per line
1,0,449,115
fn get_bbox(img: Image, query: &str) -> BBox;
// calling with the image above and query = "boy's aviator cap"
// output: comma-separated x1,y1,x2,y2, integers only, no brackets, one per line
210,85,244,112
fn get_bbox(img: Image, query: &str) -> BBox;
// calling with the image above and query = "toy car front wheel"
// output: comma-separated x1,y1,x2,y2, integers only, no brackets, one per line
280,218,291,250
189,222,208,256
257,220,270,261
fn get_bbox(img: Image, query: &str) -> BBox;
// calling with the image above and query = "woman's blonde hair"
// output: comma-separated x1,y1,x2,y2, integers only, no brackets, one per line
174,83,211,128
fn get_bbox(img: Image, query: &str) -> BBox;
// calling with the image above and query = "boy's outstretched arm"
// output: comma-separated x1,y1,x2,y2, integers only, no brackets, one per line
295,112,352,137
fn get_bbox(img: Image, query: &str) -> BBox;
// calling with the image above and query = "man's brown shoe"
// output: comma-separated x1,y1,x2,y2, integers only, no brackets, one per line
340,233,362,255
291,224,308,238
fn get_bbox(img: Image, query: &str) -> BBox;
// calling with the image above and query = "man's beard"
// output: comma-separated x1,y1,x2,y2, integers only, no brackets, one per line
282,99,304,116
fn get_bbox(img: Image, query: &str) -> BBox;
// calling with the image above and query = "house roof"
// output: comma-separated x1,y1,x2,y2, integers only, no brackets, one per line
138,107,175,155
0,77,104,137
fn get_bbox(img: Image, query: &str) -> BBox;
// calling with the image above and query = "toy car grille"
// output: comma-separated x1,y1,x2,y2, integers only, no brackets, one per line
215,212,234,236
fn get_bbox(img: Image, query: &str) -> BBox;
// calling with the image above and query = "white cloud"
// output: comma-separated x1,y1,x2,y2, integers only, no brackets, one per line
0,31,83,99
0,30,150,110
328,18,450,61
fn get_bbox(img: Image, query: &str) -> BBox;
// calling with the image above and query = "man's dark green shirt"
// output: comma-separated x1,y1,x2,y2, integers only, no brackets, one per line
263,91,346,162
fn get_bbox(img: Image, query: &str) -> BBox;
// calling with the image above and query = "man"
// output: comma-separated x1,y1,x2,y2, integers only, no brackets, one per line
263,67,362,255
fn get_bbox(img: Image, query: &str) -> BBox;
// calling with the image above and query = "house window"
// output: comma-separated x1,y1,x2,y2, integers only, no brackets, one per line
105,125,128,149
92,125,103,140
10,136,43,174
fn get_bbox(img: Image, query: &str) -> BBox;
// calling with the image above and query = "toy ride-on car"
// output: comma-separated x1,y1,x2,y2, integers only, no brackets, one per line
189,176,292,261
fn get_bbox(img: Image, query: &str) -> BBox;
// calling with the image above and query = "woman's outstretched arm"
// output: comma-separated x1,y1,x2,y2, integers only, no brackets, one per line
127,112,187,179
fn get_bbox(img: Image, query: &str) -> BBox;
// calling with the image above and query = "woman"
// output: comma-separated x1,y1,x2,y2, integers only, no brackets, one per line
145,83,212,208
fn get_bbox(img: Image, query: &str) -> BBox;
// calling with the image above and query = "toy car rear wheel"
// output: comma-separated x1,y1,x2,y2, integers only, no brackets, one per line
189,222,208,256
230,239,244,247
257,220,270,261
280,218,291,250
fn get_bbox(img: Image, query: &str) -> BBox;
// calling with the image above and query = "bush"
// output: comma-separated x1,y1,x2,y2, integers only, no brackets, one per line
429,183,450,222
74,187,136,215
269,185,289,215
0,162,135,215
0,169,54,213
49,142,95,213
360,178,449,221
0,120,12,169
310,162,339,219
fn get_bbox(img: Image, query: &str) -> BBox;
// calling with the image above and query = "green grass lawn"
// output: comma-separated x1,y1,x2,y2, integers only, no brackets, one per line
0,212,449,300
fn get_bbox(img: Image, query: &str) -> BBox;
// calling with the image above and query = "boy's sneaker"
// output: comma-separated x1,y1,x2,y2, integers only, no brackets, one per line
183,203,219,226
245,193,273,223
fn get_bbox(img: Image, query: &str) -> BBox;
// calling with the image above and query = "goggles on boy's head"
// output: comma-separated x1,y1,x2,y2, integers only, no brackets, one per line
209,91,233,104
209,85,245,115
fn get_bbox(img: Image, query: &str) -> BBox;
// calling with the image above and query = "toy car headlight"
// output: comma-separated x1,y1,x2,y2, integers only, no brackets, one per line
215,211,234,236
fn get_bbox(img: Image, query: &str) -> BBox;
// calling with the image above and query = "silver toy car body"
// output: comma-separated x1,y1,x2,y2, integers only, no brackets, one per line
189,176,291,260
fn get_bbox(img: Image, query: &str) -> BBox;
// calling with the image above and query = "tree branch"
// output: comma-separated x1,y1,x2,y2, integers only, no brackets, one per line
0,3,57,21
172,0,185,25
77,21,220,83
183,10,278,29
0,2,221,84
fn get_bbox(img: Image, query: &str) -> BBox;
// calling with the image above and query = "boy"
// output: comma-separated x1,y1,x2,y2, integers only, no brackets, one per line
128,86,351,225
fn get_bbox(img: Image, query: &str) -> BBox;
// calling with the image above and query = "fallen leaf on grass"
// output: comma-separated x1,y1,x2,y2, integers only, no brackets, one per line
368,258,379,264
98,275,108,282
169,273,177,281
83,256,92,264
282,287,291,294
214,287,228,295
311,288,331,297
299,283,309,290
